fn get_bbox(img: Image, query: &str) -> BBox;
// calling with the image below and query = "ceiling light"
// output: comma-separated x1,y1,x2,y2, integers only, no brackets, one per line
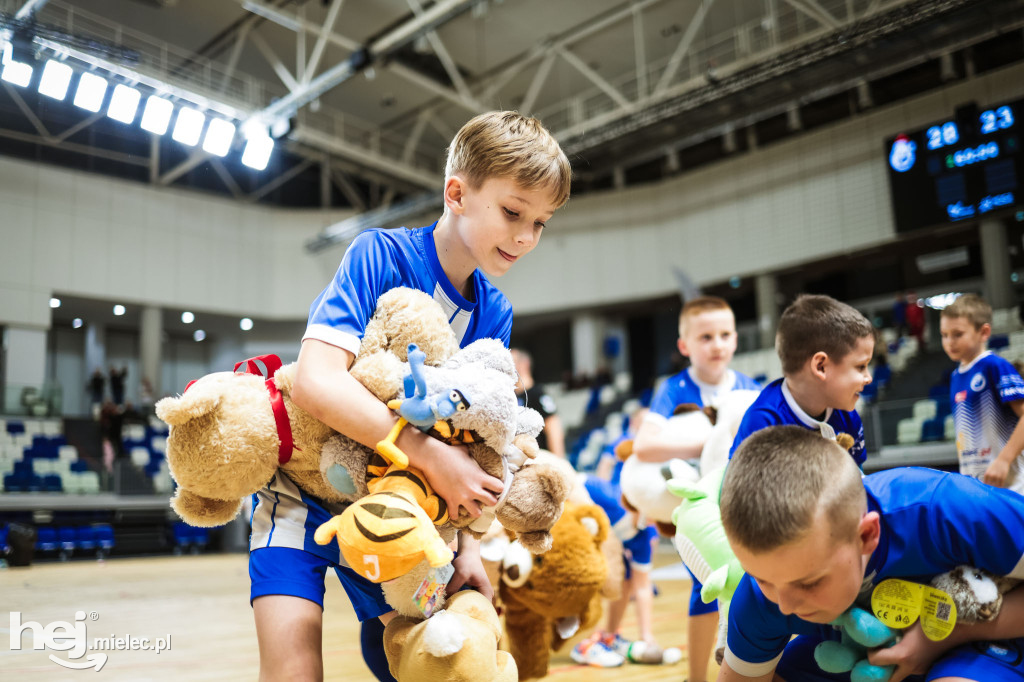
107,84,142,124
140,95,174,135
49,297,61,308
72,318,83,329
181,311,194,324
38,60,73,100
1,43,33,87
202,118,236,157
241,129,274,171
193,329,206,342
73,72,108,112
172,107,206,146
240,317,253,331
113,304,125,316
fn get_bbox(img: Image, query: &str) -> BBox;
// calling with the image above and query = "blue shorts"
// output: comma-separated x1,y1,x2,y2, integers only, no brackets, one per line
686,564,719,617
775,634,1024,682
250,545,391,622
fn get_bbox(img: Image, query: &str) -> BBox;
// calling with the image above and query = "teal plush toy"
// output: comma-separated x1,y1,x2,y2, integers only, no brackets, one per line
814,607,897,682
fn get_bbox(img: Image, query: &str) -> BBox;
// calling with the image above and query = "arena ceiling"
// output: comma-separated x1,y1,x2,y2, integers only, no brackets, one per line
1,0,1023,242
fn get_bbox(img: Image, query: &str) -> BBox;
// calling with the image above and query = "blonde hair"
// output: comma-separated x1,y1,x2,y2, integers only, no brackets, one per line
940,294,992,330
776,295,874,375
678,296,733,335
721,426,865,553
445,111,572,208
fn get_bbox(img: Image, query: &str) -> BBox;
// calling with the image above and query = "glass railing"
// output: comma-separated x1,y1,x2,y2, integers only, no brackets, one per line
2,383,64,418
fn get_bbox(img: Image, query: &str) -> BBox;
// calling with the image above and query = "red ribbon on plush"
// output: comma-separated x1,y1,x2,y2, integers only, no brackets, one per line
232,355,296,465
183,355,295,465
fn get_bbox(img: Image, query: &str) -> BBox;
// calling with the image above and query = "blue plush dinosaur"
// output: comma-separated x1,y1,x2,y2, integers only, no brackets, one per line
376,343,471,467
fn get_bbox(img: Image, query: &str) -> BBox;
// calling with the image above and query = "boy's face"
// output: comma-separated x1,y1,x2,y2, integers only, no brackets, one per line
452,176,558,278
732,511,880,625
940,315,990,364
819,334,874,412
678,309,738,381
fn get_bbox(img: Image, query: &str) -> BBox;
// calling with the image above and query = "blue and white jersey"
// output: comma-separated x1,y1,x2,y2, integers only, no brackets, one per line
646,368,761,426
950,351,1024,494
303,222,513,355
729,378,866,466
723,468,1024,678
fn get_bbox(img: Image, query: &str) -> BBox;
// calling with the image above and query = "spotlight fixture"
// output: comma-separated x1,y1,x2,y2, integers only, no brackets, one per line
193,329,206,342
202,118,236,157
172,107,206,146
72,318,83,329
113,304,125,316
107,84,141,124
49,297,61,308
241,125,274,171
181,311,194,324
73,72,108,112
140,95,173,135
239,317,253,331
38,60,73,100
1,43,33,87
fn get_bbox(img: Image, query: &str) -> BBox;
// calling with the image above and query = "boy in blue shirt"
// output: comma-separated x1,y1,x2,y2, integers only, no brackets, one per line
730,294,874,464
718,425,1024,682
250,111,572,681
940,293,1024,494
633,296,759,682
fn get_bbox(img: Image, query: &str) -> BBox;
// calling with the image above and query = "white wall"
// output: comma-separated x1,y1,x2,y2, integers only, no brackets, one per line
1,61,1021,331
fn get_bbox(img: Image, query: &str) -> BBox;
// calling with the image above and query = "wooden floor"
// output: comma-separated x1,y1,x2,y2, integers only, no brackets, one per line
1,549,718,681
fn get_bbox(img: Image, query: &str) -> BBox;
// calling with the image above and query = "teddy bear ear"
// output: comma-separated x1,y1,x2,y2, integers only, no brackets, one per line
574,505,608,544
155,384,221,426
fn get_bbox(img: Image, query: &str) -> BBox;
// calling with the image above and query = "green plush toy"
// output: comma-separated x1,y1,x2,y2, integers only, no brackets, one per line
667,465,744,661
814,607,897,682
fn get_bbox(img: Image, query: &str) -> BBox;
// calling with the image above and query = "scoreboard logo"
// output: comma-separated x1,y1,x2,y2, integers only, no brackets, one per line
889,135,916,173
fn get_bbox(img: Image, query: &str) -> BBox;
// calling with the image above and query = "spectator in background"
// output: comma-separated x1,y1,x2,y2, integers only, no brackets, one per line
109,366,127,406
512,348,566,456
891,292,907,337
99,400,124,471
139,377,155,417
905,291,926,351
87,368,105,411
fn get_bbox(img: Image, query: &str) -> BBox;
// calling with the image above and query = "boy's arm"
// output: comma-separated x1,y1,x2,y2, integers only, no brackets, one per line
868,583,1024,682
292,339,503,516
446,532,493,601
632,418,705,462
985,399,1024,487
543,413,566,456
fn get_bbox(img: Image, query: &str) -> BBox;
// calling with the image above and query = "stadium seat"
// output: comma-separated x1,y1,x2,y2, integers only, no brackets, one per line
94,524,115,558
944,414,956,441
920,418,944,443
130,447,151,468
76,526,97,553
35,527,58,552
43,473,63,492
897,418,923,445
58,527,77,559
989,334,1010,351
911,399,938,421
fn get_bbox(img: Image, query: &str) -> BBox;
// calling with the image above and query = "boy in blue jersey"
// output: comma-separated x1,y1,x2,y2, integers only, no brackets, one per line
729,294,874,465
717,425,1024,682
633,296,759,682
250,111,571,681
940,293,1024,494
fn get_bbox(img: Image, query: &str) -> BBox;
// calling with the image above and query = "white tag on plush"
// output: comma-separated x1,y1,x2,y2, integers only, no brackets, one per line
818,422,836,441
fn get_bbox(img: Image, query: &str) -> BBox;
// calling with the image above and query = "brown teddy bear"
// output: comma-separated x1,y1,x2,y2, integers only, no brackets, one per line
155,288,458,527
498,502,612,681
383,590,518,682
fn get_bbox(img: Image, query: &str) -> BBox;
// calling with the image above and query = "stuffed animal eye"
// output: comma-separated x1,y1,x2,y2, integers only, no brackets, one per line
501,542,533,588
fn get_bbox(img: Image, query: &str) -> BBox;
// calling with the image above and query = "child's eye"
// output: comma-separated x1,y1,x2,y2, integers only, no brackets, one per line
534,220,546,229
503,207,519,218
799,578,822,590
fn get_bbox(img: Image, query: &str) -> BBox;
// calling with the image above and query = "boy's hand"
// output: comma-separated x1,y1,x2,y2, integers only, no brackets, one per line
448,534,494,602
984,458,1011,487
420,438,503,518
866,622,952,682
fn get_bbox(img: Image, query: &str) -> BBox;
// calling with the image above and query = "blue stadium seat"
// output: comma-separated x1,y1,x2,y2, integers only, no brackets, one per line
928,384,948,401
70,460,90,473
0,524,8,552
173,523,210,555
76,527,97,552
94,524,115,558
6,420,25,436
58,527,77,559
921,418,945,443
990,334,1010,351
36,527,58,552
873,365,892,389
43,473,63,492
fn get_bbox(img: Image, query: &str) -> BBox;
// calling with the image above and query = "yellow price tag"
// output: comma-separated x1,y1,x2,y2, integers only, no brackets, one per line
870,579,922,628
920,586,957,641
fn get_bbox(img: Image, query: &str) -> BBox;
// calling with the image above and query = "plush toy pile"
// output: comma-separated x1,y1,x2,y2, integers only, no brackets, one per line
156,287,575,681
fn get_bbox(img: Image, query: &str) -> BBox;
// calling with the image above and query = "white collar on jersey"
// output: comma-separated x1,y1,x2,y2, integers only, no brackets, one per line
781,379,836,440
956,350,991,374
686,368,737,407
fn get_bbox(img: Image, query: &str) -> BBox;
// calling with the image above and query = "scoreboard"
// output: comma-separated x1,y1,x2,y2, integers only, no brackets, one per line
885,97,1020,234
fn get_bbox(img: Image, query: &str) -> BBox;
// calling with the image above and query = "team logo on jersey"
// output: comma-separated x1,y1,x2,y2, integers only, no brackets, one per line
970,374,986,392
954,390,967,403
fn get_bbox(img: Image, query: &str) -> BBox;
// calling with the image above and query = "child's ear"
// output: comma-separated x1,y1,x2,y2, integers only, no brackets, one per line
810,351,829,380
857,511,881,557
980,323,992,341
677,337,690,358
443,175,467,214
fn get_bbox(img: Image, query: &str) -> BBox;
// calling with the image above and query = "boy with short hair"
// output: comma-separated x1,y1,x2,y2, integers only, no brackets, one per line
633,296,759,682
717,425,1024,682
940,293,1024,494
252,111,571,681
729,294,875,464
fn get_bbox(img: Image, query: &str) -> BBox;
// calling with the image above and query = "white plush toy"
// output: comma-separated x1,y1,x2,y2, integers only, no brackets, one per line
698,390,760,475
